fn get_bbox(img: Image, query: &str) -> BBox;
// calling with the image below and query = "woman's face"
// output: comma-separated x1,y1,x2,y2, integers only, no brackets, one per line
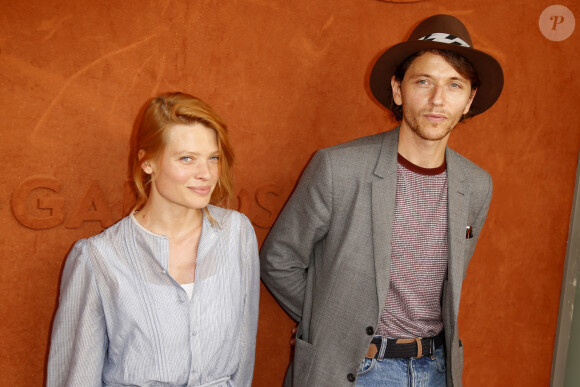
143,123,219,212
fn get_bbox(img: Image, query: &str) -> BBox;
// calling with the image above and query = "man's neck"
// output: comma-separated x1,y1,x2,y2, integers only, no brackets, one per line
397,125,450,168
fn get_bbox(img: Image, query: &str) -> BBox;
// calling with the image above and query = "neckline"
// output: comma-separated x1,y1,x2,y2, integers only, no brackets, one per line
129,212,168,239
397,153,447,176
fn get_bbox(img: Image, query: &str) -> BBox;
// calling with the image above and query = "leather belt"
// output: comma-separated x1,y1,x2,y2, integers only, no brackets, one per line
365,331,445,359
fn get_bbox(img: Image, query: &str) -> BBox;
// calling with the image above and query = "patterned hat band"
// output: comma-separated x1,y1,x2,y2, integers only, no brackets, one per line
418,33,470,47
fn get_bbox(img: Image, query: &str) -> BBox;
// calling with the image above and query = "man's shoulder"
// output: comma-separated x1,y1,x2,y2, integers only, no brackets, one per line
446,147,492,185
302,129,398,181
318,129,397,159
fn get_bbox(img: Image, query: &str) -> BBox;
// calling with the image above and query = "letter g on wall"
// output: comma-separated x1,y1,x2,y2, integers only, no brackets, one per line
11,175,65,230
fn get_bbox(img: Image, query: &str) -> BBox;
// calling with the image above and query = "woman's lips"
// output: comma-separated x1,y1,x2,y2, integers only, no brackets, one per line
189,186,211,196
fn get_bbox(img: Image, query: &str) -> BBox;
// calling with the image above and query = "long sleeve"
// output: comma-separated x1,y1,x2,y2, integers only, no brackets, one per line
260,150,333,322
47,240,108,387
231,216,260,387
48,210,261,386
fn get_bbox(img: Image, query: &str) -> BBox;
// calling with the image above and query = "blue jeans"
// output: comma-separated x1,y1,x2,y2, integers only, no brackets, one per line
355,340,447,387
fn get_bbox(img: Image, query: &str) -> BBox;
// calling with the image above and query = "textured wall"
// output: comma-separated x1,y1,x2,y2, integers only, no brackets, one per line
1,0,579,385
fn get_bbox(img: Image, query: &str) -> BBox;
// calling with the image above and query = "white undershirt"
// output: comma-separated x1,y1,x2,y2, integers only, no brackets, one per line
181,283,195,300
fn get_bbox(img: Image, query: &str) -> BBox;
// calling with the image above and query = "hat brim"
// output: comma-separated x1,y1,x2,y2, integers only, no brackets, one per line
369,40,504,116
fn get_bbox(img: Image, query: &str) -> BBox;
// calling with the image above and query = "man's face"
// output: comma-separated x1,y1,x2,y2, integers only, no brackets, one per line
391,52,476,143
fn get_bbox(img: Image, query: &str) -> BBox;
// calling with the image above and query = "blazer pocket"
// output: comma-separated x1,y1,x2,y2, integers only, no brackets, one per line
293,337,318,386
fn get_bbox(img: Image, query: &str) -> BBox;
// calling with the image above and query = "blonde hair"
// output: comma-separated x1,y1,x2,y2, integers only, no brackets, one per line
132,92,234,223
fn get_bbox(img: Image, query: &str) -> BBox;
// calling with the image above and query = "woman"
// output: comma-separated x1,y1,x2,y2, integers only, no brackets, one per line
47,92,259,387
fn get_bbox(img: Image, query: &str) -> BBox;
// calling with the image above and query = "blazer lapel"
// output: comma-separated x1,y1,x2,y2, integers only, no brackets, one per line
371,128,399,311
446,148,469,318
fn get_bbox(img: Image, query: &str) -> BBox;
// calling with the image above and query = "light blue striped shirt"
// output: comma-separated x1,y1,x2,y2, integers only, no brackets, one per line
47,205,259,387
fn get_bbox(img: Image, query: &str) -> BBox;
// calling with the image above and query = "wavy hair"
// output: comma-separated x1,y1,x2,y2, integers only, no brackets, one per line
131,92,234,223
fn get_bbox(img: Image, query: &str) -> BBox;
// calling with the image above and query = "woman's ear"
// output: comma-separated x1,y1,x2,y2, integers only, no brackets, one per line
138,150,154,175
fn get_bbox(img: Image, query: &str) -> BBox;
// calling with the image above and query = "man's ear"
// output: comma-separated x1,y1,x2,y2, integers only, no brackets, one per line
391,75,403,106
463,88,477,115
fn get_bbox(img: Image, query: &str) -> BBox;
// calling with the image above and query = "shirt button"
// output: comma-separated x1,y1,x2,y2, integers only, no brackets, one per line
366,326,374,336
347,373,355,382
191,330,197,336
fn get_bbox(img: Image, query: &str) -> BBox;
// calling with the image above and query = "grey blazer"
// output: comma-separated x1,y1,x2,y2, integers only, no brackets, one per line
260,128,492,387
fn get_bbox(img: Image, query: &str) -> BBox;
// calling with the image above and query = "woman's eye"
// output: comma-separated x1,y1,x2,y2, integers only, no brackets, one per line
210,155,220,162
180,156,193,162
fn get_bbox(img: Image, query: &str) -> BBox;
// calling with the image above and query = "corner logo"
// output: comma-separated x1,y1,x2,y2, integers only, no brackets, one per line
539,5,575,41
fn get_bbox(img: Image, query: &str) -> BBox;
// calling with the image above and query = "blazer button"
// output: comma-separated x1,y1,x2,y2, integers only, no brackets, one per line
347,373,355,382
366,326,374,336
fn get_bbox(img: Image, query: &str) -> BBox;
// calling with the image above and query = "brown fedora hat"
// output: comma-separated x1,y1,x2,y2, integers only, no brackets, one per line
370,14,504,116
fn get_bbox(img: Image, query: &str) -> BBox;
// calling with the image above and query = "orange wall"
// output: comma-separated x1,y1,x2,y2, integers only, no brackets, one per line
1,1,579,385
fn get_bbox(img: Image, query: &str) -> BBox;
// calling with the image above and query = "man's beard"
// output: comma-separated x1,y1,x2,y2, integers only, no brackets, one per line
402,107,461,142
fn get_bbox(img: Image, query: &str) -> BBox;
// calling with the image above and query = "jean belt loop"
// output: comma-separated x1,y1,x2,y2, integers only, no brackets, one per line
377,337,388,362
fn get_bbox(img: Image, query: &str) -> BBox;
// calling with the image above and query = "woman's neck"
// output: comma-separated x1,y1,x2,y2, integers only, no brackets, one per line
134,202,204,240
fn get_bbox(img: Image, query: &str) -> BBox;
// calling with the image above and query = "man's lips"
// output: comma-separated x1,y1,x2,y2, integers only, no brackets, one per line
424,112,447,122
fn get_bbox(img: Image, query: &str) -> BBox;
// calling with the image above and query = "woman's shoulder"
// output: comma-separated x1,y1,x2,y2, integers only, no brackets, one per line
65,216,138,272
80,215,134,249
207,205,252,230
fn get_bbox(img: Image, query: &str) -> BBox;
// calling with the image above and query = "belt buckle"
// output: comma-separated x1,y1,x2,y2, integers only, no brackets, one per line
395,337,424,358
365,340,380,359
414,337,423,358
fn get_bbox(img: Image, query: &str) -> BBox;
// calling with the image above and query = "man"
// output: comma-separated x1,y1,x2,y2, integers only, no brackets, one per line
260,14,503,387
